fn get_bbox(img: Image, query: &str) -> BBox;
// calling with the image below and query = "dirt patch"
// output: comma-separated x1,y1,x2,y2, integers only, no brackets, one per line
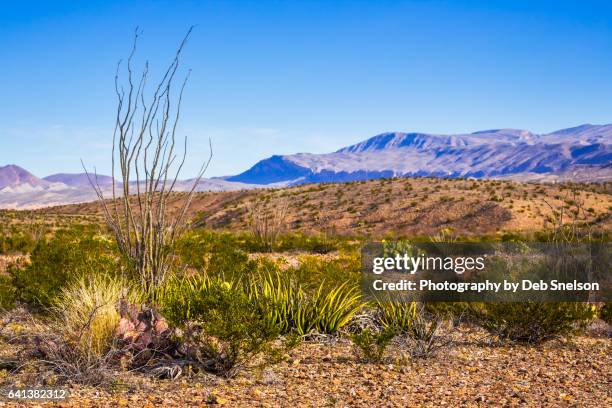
0,255,27,275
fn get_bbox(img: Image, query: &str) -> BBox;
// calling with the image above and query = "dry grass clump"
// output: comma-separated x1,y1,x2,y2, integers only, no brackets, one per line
52,275,140,357
27,275,141,385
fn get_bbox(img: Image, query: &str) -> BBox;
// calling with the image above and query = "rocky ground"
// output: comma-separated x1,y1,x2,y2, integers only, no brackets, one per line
0,321,609,407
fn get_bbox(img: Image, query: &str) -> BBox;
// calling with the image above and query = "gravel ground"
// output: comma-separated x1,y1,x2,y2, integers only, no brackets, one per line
0,324,610,407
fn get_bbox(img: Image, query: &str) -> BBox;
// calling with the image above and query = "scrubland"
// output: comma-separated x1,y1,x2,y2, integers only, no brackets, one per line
0,177,610,407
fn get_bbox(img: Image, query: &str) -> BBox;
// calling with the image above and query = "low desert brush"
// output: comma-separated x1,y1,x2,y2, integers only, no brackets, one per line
11,229,120,309
158,275,282,377
351,328,396,363
468,302,596,343
600,302,612,325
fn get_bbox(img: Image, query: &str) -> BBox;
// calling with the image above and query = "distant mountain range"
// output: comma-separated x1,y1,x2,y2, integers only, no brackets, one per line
1,124,611,209
0,165,259,209
228,124,612,185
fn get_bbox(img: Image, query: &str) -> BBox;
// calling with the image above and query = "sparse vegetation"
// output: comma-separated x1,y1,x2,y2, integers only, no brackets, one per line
0,176,609,401
351,328,396,363
159,275,284,377
468,302,596,343
10,227,120,310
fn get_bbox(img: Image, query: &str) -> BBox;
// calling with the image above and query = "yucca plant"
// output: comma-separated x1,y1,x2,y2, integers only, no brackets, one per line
376,299,418,334
250,271,363,335
309,282,363,334
249,271,298,333
376,300,449,357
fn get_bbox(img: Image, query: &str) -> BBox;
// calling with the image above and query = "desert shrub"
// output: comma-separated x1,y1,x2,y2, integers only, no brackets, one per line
291,253,360,291
31,324,114,385
351,328,396,363
159,275,282,377
177,229,351,258
276,233,334,254
425,302,469,324
599,303,612,325
10,229,121,310
0,233,36,254
0,274,16,310
174,231,262,282
469,302,595,343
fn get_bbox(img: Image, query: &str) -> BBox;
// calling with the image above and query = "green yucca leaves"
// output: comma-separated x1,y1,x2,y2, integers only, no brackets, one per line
250,271,363,335
308,282,363,335
249,271,297,333
160,270,364,336
376,299,418,334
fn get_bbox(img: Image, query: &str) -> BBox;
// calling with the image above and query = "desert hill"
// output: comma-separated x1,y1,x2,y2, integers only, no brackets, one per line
36,177,612,238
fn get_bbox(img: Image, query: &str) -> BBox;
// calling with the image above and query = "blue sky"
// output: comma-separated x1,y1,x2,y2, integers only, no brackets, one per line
1,0,612,178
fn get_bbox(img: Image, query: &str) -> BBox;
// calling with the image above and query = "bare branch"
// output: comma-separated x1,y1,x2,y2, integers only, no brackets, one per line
82,26,205,301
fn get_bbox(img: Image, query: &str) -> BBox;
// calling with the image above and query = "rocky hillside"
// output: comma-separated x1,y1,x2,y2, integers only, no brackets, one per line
39,177,612,237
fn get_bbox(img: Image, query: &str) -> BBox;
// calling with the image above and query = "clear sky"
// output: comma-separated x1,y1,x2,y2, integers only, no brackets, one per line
1,0,612,178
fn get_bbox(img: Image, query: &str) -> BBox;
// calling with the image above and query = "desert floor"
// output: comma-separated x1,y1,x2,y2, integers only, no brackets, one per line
1,320,610,408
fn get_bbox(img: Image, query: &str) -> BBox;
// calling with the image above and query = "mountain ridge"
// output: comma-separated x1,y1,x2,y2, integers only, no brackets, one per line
228,124,612,185
2,124,611,209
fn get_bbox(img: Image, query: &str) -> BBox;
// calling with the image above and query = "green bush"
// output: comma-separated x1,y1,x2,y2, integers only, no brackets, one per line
599,303,612,325
174,231,260,281
175,229,352,257
290,253,360,292
351,328,396,363
0,232,36,254
159,275,282,377
10,229,120,310
0,274,16,310
469,302,595,343
425,302,469,324
275,233,339,254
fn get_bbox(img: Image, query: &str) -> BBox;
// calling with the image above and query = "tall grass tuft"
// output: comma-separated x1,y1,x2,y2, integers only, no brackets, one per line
53,274,140,356
26,275,140,385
